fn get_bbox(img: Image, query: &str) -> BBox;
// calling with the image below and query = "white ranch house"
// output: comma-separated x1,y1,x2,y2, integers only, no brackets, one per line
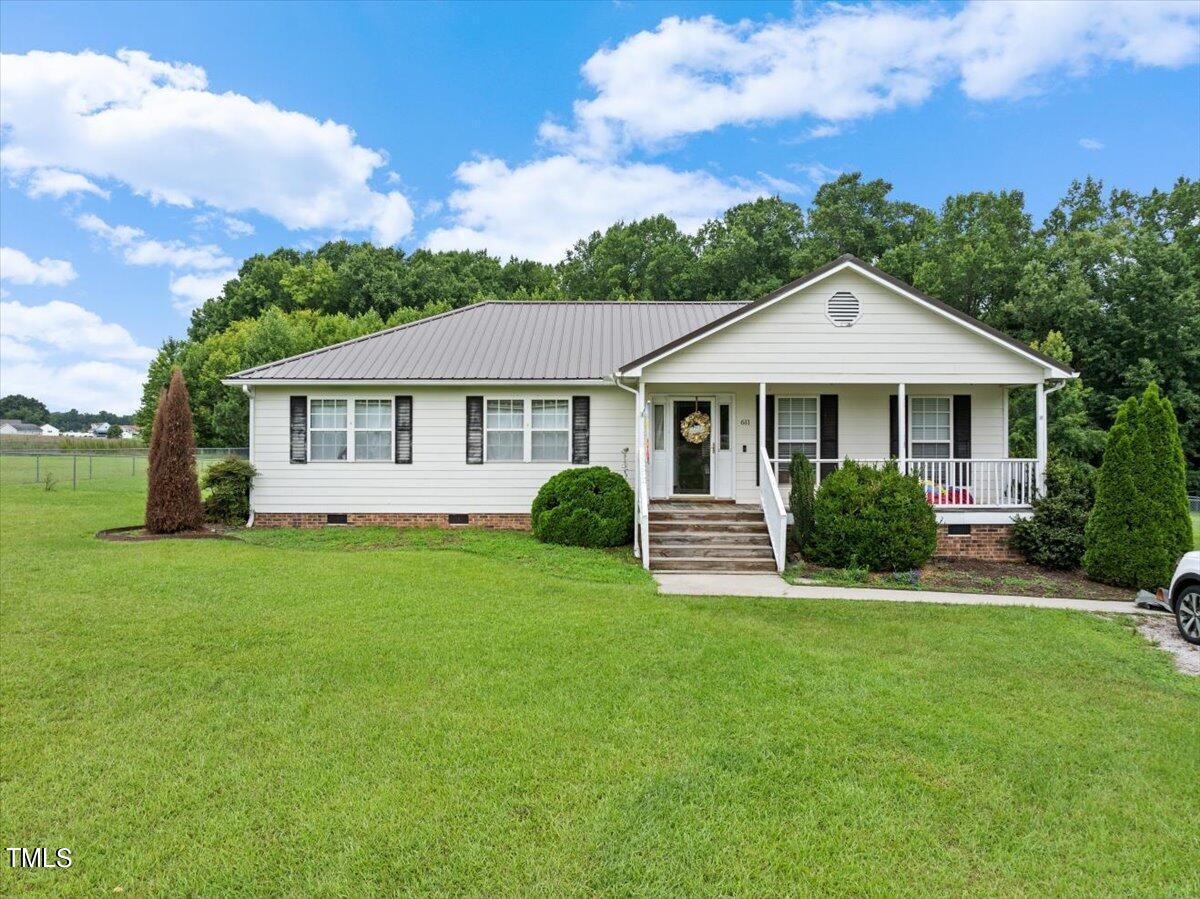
224,256,1075,573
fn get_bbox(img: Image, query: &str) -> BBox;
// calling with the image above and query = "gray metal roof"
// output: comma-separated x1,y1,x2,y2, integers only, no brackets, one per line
227,301,747,381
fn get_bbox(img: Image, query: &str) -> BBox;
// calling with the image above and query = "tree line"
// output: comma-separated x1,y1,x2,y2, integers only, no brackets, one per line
140,173,1199,488
0,394,135,430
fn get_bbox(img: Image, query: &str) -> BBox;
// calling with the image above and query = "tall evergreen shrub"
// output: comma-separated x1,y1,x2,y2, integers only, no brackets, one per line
145,369,204,534
1084,384,1191,588
789,453,816,554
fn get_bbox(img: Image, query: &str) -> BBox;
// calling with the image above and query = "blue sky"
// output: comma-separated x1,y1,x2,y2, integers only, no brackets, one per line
1,0,1198,412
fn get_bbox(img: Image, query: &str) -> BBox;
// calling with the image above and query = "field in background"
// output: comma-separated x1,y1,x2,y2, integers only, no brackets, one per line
0,449,246,489
2,468,1198,895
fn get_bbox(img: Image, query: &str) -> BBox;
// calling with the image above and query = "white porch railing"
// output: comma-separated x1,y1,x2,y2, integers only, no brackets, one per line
760,445,788,572
769,457,1038,509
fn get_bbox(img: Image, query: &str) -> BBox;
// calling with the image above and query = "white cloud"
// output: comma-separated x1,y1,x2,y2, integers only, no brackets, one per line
0,247,77,285
192,213,255,238
805,124,842,140
0,299,153,414
1,49,414,244
169,270,237,312
0,359,147,414
1079,137,1105,150
424,154,762,262
546,1,1200,154
0,299,155,362
22,167,110,199
77,213,233,271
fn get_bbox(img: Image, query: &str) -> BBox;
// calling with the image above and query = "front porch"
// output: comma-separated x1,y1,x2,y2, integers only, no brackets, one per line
631,380,1051,573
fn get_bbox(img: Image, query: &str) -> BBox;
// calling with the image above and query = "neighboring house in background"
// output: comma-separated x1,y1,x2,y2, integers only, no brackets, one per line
0,419,44,435
39,423,60,436
89,422,111,438
120,425,141,439
224,255,1076,573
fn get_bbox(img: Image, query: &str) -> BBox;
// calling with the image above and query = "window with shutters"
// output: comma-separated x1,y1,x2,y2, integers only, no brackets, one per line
776,397,818,462
354,399,392,461
910,396,952,458
309,397,393,462
485,399,525,461
531,399,569,461
309,399,348,461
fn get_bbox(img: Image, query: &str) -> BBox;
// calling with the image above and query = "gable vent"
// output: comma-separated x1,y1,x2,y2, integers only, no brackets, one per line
826,291,861,327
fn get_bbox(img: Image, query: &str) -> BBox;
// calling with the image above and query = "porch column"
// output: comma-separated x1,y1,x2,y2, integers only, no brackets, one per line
897,382,906,474
758,381,767,467
635,380,645,559
1035,379,1048,496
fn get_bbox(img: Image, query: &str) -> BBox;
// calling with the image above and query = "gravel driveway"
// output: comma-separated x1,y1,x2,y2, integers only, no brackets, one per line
1138,615,1200,676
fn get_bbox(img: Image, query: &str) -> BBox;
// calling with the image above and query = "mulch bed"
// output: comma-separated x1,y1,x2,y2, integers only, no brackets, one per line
790,557,1133,601
96,525,236,542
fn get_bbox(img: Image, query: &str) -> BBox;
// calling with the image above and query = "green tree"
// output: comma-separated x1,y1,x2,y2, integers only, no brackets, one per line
107,423,125,439
898,190,1033,319
559,215,698,300
1083,385,1190,589
803,173,933,273
0,394,50,423
693,197,807,300
1083,396,1142,586
1008,332,1105,464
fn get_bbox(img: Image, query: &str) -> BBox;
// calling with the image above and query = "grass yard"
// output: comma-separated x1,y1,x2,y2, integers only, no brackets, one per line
2,469,1199,896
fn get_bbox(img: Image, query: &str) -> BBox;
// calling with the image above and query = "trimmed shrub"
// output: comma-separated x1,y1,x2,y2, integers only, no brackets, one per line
1011,457,1094,570
531,466,634,548
789,453,816,553
145,369,204,534
806,460,937,571
1085,384,1192,589
201,456,258,525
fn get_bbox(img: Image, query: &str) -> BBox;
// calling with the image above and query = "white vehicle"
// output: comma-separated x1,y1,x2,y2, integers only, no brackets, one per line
1159,551,1200,646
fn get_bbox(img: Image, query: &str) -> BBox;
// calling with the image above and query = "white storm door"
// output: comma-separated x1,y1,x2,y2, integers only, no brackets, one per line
713,396,734,498
650,400,670,499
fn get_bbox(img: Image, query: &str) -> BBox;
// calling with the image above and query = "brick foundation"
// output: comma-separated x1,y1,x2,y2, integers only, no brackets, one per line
934,524,1020,562
252,512,531,530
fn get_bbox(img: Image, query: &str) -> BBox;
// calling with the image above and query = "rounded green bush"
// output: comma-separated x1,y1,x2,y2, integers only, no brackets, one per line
805,460,937,571
531,466,634,548
200,455,257,525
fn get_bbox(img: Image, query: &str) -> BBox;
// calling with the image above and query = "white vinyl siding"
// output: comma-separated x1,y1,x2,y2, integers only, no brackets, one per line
643,269,1046,384
251,386,630,514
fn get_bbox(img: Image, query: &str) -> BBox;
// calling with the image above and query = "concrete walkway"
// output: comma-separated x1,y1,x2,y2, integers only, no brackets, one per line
653,572,1155,615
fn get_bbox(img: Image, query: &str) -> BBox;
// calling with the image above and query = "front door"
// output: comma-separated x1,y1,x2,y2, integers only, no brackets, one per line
673,400,712,495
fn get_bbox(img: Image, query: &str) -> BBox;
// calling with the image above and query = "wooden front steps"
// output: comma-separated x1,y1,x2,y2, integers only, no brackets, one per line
647,501,776,573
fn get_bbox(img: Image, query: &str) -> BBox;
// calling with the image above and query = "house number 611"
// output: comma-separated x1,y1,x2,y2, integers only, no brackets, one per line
739,418,751,426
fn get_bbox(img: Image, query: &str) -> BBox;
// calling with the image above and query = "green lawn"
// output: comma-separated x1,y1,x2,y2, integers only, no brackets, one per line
2,470,1198,896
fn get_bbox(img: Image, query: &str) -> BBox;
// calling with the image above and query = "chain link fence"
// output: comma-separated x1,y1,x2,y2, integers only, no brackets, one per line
0,448,248,489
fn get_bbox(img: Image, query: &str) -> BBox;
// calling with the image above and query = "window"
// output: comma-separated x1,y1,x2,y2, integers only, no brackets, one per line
719,404,730,451
776,397,818,461
309,397,393,462
653,404,665,451
910,396,951,458
310,399,348,461
531,399,569,461
354,399,392,461
485,399,524,461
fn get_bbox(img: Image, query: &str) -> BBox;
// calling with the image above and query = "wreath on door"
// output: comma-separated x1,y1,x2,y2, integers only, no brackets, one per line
680,410,712,444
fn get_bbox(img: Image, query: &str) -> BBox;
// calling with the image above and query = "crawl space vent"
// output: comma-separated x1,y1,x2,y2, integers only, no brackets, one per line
826,291,861,327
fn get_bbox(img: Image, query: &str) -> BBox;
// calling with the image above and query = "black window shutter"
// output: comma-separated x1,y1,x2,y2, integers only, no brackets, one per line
394,395,412,464
290,396,307,464
953,394,972,485
466,396,483,464
819,394,838,479
889,395,898,459
571,396,590,464
755,395,776,485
